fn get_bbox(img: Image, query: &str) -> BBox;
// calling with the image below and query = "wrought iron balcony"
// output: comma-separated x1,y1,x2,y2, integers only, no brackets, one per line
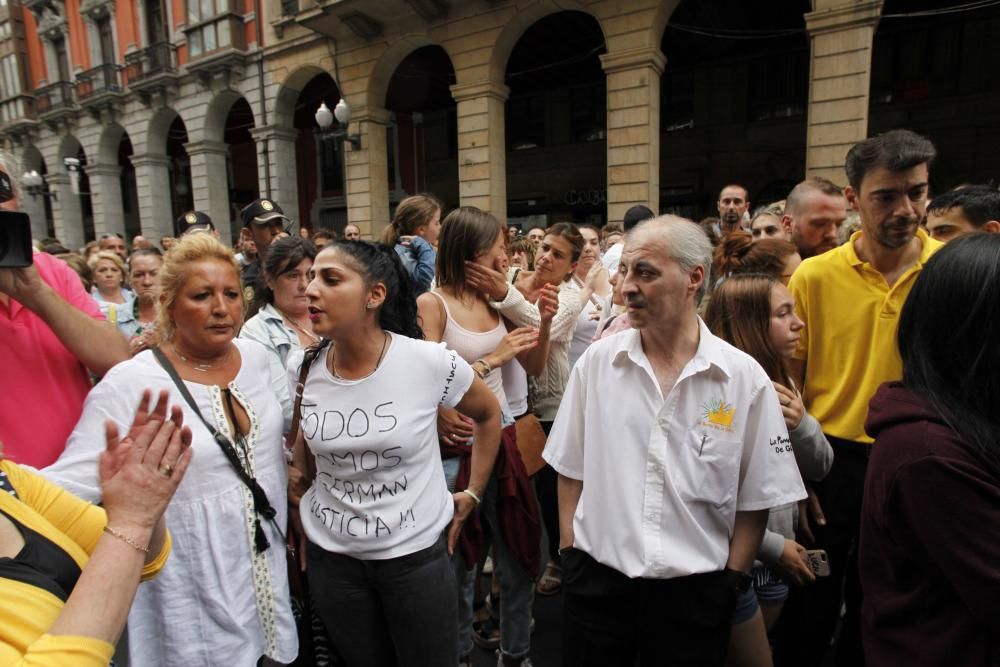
75,64,124,102
0,94,38,134
34,81,76,118
124,42,178,85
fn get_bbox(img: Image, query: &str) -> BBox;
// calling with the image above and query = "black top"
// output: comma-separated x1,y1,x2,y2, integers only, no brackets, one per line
0,472,82,603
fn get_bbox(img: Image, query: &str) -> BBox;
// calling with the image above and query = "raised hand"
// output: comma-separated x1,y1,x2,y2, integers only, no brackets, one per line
538,283,559,325
773,382,805,430
464,261,508,301
493,326,540,364
99,392,193,533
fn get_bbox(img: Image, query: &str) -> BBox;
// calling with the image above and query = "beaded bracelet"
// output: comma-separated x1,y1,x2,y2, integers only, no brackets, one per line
103,525,150,554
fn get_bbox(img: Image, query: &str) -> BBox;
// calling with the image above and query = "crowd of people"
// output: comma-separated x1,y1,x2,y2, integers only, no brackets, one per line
0,126,997,667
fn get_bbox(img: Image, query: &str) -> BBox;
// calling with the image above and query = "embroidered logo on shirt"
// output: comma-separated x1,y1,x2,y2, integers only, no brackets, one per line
701,398,735,432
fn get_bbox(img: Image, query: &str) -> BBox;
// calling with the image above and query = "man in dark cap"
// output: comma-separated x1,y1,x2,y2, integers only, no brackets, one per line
174,210,217,238
239,198,291,302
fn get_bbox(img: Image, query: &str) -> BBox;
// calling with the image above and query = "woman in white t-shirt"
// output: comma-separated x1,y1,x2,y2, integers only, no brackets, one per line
288,240,502,667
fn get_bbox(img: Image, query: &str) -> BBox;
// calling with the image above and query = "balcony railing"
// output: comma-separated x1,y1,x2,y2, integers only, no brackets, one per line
34,81,75,116
0,95,36,125
75,64,124,101
124,42,178,84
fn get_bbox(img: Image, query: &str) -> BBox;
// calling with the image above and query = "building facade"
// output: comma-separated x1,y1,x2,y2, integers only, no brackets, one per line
1,0,996,246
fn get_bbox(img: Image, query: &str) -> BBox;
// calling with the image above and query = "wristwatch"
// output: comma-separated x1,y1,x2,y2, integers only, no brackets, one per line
724,568,753,594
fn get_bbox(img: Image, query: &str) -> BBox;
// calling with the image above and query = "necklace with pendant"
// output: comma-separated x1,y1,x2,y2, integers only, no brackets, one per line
173,342,233,372
331,332,390,380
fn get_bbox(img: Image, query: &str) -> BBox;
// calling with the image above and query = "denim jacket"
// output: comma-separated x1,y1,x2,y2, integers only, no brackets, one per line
394,236,436,295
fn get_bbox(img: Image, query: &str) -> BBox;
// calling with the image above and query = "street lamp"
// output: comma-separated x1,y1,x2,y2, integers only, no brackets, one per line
315,99,361,151
21,170,57,201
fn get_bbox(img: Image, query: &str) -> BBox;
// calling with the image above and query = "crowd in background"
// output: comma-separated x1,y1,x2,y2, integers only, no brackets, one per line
1,126,998,667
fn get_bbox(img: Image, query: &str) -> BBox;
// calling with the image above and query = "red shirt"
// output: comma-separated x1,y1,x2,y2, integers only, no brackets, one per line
0,253,104,467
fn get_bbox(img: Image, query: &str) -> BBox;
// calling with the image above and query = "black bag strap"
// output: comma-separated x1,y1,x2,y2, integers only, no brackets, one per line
290,341,331,485
151,346,282,553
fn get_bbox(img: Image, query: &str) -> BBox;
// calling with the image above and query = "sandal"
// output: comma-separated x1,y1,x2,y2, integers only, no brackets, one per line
535,560,562,596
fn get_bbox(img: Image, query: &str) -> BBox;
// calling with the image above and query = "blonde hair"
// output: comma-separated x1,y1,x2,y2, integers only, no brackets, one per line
88,251,126,282
153,233,243,344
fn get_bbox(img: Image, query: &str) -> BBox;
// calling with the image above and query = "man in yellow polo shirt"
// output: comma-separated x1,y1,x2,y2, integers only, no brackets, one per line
781,129,942,667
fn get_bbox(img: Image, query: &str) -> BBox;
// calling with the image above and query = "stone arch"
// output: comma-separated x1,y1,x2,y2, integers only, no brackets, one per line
202,90,253,143
57,134,84,161
21,143,43,172
146,107,182,156
97,122,128,166
651,0,685,49
366,34,443,112
274,65,335,129
486,0,607,86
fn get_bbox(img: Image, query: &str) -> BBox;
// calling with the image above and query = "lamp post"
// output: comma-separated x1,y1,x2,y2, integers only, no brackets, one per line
21,170,57,201
315,98,361,150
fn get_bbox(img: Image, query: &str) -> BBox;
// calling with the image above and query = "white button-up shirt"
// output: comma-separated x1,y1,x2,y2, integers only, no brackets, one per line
544,320,806,579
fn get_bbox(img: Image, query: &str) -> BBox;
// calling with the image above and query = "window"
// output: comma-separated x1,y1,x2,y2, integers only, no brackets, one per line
0,54,21,99
186,0,238,58
0,23,12,40
52,36,70,82
97,15,115,65
145,0,167,44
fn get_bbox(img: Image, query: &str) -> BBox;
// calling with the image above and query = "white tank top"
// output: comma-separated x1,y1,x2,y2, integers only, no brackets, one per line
429,290,508,408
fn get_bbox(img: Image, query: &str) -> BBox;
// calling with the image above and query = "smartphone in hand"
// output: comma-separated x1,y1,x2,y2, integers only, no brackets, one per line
805,549,831,577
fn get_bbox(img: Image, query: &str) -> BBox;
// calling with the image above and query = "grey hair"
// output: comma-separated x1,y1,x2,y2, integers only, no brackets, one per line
626,214,714,305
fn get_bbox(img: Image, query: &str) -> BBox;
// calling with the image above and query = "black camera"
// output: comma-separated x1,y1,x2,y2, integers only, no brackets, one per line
0,170,32,268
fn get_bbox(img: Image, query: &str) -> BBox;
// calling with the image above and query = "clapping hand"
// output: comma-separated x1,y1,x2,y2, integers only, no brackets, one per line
99,390,192,533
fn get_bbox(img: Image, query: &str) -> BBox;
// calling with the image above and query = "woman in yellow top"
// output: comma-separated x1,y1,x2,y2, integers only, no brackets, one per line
0,389,190,666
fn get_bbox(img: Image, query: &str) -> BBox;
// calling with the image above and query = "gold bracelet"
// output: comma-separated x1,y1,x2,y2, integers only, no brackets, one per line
103,525,150,554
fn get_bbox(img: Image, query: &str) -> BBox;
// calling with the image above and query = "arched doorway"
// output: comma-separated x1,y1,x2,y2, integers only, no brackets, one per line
166,116,193,221
384,45,458,214
869,0,1000,192
289,72,345,233
660,0,810,218
21,145,54,240
223,97,260,220
119,134,140,240
504,10,607,230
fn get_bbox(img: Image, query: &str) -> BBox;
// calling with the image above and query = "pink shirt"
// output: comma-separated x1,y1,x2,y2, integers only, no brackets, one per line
0,252,103,467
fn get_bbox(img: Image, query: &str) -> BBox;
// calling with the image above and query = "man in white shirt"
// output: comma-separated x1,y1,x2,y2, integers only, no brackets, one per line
544,216,805,666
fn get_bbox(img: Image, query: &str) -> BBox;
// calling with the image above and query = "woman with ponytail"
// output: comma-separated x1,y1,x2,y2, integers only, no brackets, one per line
287,240,501,666
380,193,443,295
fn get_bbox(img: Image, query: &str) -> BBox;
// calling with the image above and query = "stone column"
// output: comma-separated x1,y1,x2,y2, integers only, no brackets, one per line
21,184,49,242
344,107,391,239
804,0,883,184
600,47,666,224
449,81,509,222
46,174,86,251
250,125,300,227
130,153,173,240
86,164,125,238
184,140,232,242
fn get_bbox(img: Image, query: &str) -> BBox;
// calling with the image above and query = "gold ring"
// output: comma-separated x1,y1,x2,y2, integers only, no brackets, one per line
159,463,174,478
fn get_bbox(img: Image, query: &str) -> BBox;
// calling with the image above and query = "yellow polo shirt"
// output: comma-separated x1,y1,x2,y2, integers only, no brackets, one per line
788,229,941,443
